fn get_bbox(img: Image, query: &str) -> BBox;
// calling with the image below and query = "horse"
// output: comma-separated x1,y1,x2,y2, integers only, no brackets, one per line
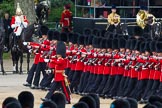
35,0,50,24
9,22,41,74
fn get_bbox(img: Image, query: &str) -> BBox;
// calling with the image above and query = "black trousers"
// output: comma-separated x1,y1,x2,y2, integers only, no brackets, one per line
141,80,154,99
65,68,70,76
68,70,75,82
86,74,97,93
45,81,70,102
102,75,116,95
123,78,138,97
40,72,54,88
83,73,94,93
70,70,82,91
96,75,109,94
131,79,148,101
89,74,103,93
117,76,127,96
109,75,122,96
26,64,37,84
78,72,90,93
33,62,46,86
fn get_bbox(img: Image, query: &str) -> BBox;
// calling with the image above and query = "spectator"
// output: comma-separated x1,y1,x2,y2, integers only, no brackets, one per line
40,100,57,108
18,91,34,108
2,97,19,108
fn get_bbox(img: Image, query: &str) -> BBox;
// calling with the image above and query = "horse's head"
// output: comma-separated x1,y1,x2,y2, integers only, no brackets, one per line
21,23,41,42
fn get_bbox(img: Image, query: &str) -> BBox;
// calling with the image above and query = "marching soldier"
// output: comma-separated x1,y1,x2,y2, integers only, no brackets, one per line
31,25,50,89
42,41,71,104
107,5,120,33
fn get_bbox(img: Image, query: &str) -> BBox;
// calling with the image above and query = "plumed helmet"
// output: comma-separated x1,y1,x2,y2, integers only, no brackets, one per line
16,3,23,14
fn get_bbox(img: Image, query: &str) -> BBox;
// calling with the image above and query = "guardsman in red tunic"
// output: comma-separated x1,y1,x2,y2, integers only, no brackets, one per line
108,37,127,97
117,39,132,97
140,40,158,103
154,41,162,97
60,4,72,32
78,36,94,94
70,35,87,93
90,38,106,93
31,25,50,89
23,35,43,87
123,39,141,98
103,38,119,98
43,41,71,104
67,33,78,82
83,36,101,93
96,38,113,95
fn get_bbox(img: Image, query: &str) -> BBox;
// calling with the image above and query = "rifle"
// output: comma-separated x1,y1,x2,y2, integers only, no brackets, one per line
98,58,105,65
125,61,133,70
135,63,143,71
70,55,77,63
155,62,160,71
149,62,154,69
105,59,112,66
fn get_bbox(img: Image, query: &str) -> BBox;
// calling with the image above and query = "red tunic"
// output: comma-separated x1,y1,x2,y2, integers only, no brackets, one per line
52,58,66,81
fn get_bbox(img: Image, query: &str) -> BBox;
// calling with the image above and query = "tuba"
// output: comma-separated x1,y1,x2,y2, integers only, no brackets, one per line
136,10,148,29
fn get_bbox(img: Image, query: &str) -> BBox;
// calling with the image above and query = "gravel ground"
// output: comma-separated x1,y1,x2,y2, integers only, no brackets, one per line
0,59,145,108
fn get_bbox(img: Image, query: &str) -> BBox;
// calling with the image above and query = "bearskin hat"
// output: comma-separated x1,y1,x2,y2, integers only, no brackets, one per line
125,40,131,49
72,33,80,44
78,35,85,45
134,26,143,36
134,40,142,51
130,39,137,50
40,25,49,35
56,41,66,58
140,42,146,53
156,42,162,53
92,28,101,37
18,91,34,108
150,40,156,52
53,31,60,40
100,38,107,48
106,38,112,49
112,38,119,50
92,37,100,48
110,99,130,108
59,32,67,42
83,28,92,36
88,35,94,45
68,32,74,42
144,42,151,52
118,37,126,48
47,30,54,41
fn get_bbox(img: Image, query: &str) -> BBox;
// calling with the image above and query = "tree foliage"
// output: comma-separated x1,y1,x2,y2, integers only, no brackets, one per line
0,0,14,17
48,0,75,22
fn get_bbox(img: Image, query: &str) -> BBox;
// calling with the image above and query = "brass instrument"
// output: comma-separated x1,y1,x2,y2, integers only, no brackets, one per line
136,10,148,29
136,10,156,29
